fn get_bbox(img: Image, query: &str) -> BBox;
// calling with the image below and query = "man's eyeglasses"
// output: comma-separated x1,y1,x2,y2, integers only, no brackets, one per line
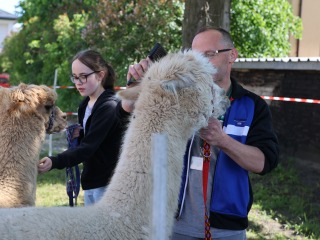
203,49,232,59
70,71,100,84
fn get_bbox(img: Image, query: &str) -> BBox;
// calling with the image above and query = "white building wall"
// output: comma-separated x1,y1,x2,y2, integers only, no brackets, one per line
0,19,16,51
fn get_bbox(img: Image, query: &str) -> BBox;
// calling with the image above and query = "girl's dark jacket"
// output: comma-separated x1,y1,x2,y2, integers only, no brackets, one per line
50,89,130,190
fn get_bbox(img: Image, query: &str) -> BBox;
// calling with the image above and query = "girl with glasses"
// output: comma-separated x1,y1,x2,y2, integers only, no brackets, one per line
38,49,131,206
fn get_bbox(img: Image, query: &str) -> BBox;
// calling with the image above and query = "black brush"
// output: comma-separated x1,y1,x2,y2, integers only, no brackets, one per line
147,42,167,62
127,43,167,86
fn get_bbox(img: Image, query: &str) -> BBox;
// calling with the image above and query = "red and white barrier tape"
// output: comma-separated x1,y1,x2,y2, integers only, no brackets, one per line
51,86,126,90
261,96,320,104
53,86,319,115
64,96,319,116
65,112,78,116
52,86,320,104
52,86,75,89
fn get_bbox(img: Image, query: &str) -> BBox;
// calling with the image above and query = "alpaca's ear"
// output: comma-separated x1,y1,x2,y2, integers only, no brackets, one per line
117,85,142,101
0,88,11,114
11,88,25,102
8,88,27,116
160,75,194,93
9,84,34,116
11,83,29,103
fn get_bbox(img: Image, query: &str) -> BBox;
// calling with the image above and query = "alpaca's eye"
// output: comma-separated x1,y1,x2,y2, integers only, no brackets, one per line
45,105,53,111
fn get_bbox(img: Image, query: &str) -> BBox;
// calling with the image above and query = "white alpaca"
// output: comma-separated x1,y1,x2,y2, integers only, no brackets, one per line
0,84,67,207
0,50,228,239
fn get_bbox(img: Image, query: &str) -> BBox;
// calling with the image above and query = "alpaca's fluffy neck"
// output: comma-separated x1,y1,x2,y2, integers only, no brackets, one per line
98,109,194,236
0,115,45,207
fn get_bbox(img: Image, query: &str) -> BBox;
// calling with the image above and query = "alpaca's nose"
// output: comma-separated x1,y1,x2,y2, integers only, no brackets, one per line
62,112,67,120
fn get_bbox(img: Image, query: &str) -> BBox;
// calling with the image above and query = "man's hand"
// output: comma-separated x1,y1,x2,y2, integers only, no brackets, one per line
126,58,151,85
199,117,226,147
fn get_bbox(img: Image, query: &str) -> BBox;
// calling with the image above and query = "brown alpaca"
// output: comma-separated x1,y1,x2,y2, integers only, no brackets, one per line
0,83,67,207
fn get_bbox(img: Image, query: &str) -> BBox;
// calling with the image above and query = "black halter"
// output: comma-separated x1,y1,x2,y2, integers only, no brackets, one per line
46,107,55,132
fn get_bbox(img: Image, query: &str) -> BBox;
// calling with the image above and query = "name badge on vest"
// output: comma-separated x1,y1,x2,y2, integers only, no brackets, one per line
190,156,203,171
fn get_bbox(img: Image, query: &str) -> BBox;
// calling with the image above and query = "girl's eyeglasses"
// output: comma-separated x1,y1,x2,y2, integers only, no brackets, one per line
70,71,100,84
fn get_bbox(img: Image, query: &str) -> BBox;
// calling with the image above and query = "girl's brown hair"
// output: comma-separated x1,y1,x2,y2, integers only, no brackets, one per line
72,49,116,90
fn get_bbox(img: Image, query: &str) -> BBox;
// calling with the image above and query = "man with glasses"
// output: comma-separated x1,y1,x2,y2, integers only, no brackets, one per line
127,26,279,240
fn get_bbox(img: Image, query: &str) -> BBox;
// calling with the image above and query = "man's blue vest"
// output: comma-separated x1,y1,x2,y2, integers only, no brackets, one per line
210,96,255,218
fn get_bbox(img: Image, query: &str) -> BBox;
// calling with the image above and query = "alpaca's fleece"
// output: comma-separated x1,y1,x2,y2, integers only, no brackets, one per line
0,51,229,240
0,84,67,208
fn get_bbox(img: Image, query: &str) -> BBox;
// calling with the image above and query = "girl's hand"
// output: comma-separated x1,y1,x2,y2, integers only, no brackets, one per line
38,157,53,173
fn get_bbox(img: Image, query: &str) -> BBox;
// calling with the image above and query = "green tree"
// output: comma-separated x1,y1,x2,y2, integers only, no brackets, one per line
230,0,302,58
182,0,231,48
182,0,302,58
0,0,97,111
88,0,183,84
0,0,302,111
0,0,183,111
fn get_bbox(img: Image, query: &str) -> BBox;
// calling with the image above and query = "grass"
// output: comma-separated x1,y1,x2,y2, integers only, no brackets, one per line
247,157,320,239
35,156,319,239
36,165,84,207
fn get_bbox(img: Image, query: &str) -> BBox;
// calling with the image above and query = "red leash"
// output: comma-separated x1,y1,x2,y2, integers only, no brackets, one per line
202,141,212,240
